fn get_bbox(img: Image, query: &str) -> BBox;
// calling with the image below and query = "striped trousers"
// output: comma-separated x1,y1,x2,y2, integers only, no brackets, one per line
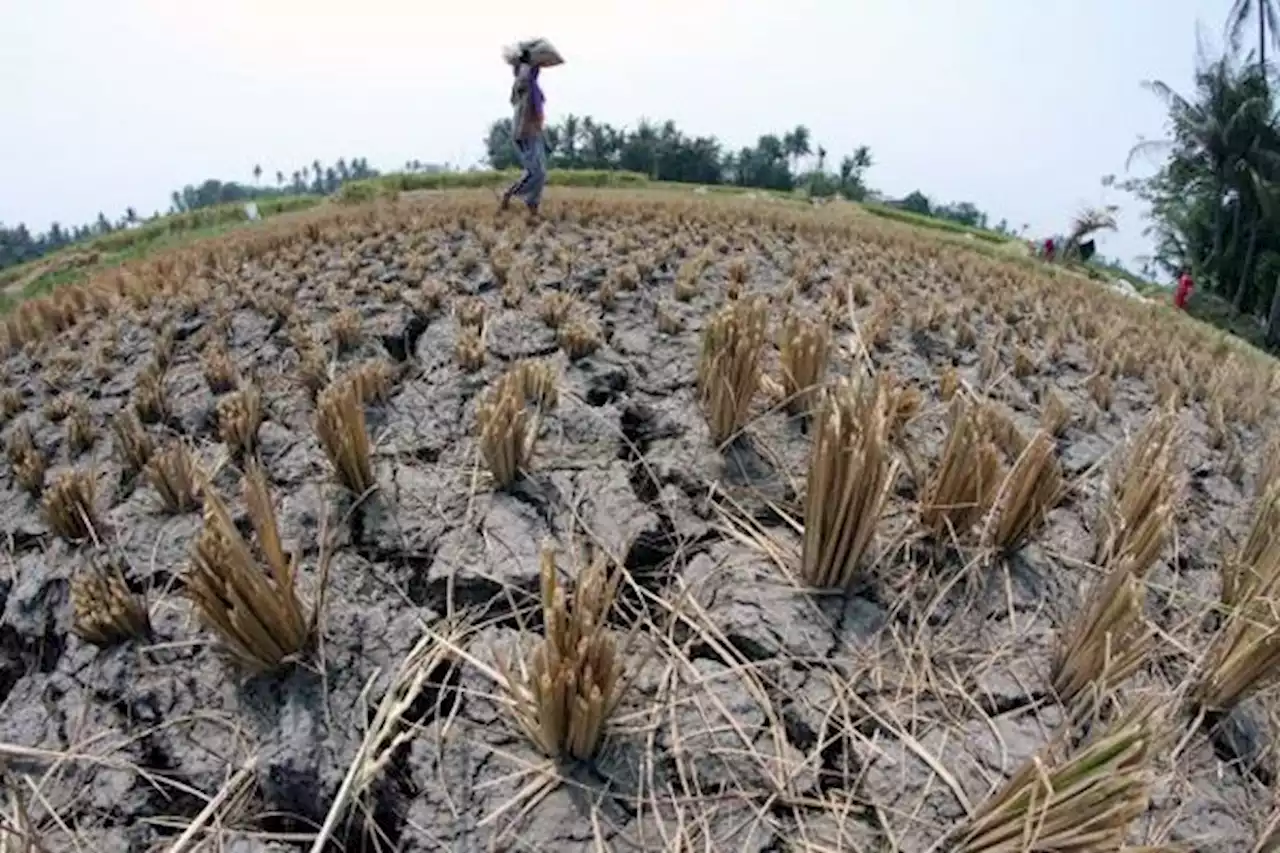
507,134,547,208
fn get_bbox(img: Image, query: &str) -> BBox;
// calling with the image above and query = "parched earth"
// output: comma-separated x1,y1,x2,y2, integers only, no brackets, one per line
0,189,1276,851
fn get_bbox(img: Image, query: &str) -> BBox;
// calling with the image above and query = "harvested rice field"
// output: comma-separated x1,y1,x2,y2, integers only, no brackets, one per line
1,188,1279,851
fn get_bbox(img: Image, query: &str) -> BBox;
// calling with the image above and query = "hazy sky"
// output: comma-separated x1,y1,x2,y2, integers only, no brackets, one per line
1,0,1234,275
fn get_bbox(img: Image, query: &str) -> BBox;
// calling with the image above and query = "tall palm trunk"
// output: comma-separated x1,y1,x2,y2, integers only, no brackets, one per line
1210,170,1228,276
1234,216,1261,311
1267,273,1280,349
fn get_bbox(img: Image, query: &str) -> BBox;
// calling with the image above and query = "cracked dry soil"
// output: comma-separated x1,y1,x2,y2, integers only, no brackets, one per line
0,189,1277,851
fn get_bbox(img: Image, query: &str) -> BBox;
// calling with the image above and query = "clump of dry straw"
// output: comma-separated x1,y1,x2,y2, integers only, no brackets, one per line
501,544,626,760
314,378,376,495
801,376,898,589
983,428,1063,553
697,295,769,445
952,702,1162,853
1094,409,1177,576
778,312,830,414
186,462,311,673
42,469,98,541
146,441,201,514
476,366,542,488
72,561,151,646
921,394,1003,543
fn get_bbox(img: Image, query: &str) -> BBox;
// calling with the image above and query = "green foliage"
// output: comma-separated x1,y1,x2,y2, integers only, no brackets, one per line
1,196,320,307
361,169,649,196
484,115,873,196
860,202,1012,244
2,157,376,274
1125,49,1280,347
336,180,394,205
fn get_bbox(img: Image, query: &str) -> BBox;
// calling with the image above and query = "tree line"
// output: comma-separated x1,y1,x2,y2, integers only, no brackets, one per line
484,114,1011,235
0,157,378,271
485,116,876,199
1124,0,1280,346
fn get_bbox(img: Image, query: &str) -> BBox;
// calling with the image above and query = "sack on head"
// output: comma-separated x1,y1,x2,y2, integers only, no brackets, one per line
502,38,564,69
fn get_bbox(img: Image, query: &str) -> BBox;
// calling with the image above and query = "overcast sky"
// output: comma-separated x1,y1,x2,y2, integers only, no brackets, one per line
1,0,1234,276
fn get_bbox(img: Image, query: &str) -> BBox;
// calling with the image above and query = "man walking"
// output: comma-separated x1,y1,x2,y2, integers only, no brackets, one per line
500,46,548,219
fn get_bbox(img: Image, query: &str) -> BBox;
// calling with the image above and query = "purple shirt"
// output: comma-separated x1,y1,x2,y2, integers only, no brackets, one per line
511,63,545,139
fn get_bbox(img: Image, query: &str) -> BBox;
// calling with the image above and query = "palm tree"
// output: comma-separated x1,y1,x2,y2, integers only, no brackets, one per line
1062,205,1119,258
1131,56,1271,274
1228,0,1280,76
276,170,285,187
783,125,812,174
816,146,827,173
561,114,580,167
253,164,262,185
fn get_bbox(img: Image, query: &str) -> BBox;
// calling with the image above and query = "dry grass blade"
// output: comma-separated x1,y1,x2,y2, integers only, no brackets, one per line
980,403,1028,461
1039,388,1071,437
1195,524,1280,712
152,323,176,369
216,384,264,457
66,399,95,456
145,441,201,514
500,545,625,760
311,621,464,853
537,291,574,328
1086,371,1113,411
7,424,45,496
455,296,487,329
557,315,601,360
314,379,376,494
110,409,154,475
939,365,960,402
1095,410,1177,578
476,370,536,489
72,560,151,646
801,377,899,589
201,342,238,393
984,429,1063,553
0,388,23,422
1224,482,1280,608
455,324,486,372
655,300,683,334
510,358,559,410
186,462,310,673
44,392,80,423
921,395,1003,543
501,278,525,308
41,469,98,541
329,307,363,351
133,362,168,424
778,313,830,415
1,784,34,853
1260,432,1280,498
353,627,459,796
343,359,396,405
297,345,331,399
697,295,769,445
1052,563,1154,710
952,702,1161,853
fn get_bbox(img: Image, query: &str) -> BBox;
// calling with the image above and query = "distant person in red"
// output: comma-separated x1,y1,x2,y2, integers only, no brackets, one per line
1043,237,1055,261
1174,268,1194,310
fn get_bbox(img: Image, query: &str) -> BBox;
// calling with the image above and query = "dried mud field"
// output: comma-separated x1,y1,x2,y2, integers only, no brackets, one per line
1,189,1279,852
